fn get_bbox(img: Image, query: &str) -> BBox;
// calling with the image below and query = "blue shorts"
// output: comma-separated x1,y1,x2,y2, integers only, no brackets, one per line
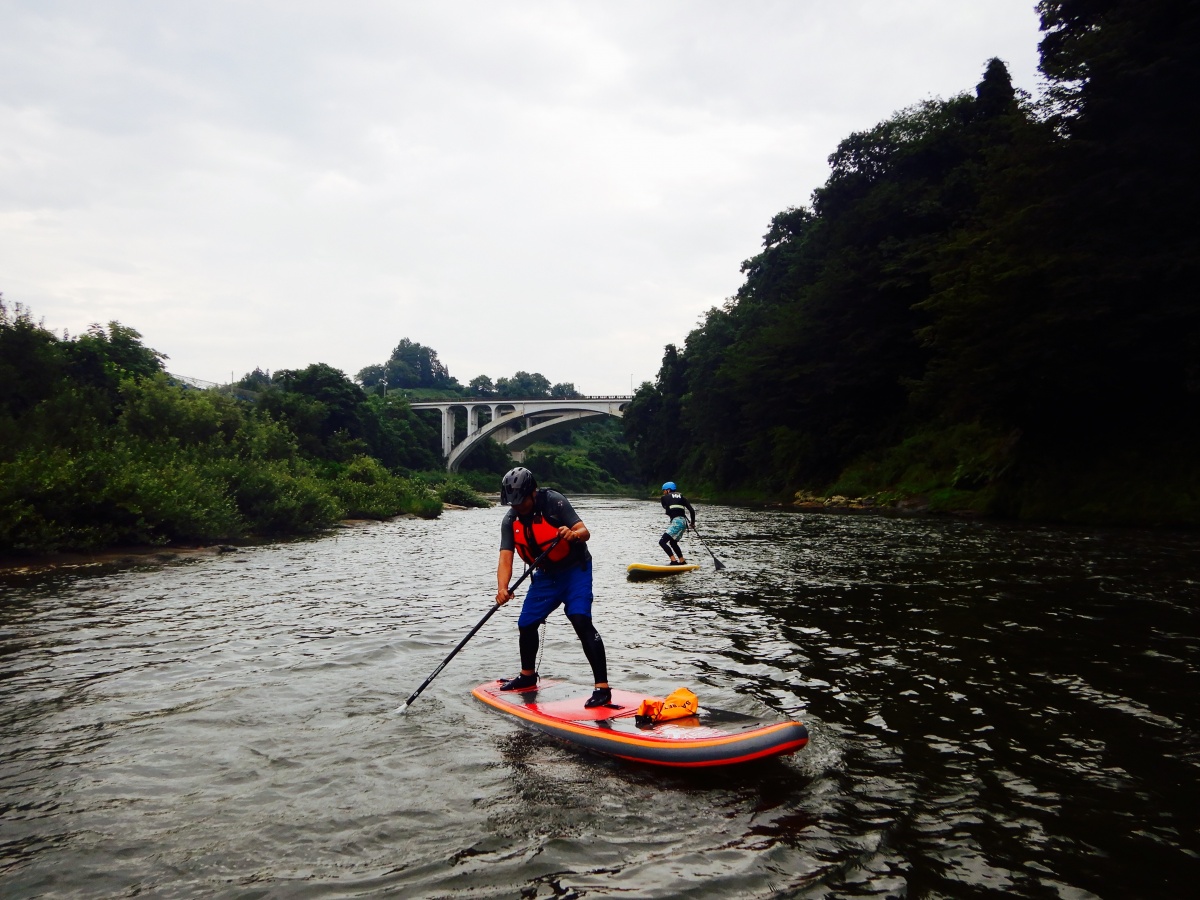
666,516,688,541
518,560,594,628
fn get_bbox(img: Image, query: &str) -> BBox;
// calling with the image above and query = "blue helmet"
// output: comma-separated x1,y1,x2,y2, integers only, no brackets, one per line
662,481,676,491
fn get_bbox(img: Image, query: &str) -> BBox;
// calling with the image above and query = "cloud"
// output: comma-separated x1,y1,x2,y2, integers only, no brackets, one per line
0,0,1044,391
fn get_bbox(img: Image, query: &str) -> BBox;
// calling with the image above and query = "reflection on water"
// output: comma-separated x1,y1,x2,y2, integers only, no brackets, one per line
2,499,1199,897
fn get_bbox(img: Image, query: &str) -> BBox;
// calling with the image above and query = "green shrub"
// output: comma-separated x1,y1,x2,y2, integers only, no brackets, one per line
826,421,1018,511
435,476,491,508
328,456,442,519
0,441,244,552
221,459,343,534
452,469,502,493
523,446,616,493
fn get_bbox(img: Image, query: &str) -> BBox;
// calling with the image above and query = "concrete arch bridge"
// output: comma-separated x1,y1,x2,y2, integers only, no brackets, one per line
408,397,632,472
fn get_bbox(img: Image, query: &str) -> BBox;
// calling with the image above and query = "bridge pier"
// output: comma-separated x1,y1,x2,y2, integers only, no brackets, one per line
440,407,456,458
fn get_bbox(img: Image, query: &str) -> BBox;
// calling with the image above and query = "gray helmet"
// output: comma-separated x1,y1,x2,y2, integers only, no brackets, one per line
500,467,537,506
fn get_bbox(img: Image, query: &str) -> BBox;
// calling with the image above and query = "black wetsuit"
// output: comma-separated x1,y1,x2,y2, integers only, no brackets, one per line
499,489,606,682
659,490,696,560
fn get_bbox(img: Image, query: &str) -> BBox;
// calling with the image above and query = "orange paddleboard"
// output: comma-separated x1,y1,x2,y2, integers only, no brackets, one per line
473,678,807,767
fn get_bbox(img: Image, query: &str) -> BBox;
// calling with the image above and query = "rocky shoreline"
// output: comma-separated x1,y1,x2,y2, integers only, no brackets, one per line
790,490,976,515
0,504,492,578
0,543,247,578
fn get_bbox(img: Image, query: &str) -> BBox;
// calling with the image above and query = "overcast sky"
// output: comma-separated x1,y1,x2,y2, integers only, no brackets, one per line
1,1,1045,394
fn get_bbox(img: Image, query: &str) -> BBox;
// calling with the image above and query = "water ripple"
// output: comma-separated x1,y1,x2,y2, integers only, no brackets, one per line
2,503,1199,897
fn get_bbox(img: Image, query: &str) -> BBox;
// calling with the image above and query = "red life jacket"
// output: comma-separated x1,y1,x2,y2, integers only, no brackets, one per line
512,514,571,566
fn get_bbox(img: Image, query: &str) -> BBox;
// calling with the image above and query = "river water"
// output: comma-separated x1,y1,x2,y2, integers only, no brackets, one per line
1,498,1198,899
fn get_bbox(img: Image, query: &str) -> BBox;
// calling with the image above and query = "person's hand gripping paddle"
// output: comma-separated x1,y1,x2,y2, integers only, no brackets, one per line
395,537,563,714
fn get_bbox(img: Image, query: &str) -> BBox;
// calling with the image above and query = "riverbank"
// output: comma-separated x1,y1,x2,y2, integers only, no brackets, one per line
0,542,249,578
694,483,1200,530
0,508,486,577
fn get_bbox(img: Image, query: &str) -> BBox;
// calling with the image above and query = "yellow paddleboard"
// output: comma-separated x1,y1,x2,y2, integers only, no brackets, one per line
627,562,701,580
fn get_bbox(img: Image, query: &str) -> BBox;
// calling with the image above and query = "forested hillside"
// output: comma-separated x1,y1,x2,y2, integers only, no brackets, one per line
0,306,484,553
0,302,639,554
624,0,1199,525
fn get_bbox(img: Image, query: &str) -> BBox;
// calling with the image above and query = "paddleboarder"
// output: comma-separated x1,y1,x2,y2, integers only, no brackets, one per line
659,481,696,565
495,466,613,709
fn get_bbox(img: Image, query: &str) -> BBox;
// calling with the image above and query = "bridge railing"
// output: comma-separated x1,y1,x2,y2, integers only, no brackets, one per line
170,373,221,390
409,395,632,404
168,373,260,401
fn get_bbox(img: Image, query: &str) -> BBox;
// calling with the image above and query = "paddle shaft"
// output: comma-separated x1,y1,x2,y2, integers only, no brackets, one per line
397,536,563,713
689,522,726,570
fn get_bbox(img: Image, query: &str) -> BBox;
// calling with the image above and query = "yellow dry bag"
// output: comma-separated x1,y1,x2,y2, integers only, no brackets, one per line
635,687,699,726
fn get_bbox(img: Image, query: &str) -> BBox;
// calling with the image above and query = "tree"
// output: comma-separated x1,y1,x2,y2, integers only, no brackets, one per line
66,321,167,400
236,367,273,391
624,345,690,482
468,375,496,397
357,338,458,390
550,382,581,399
0,297,64,422
495,371,552,398
262,364,373,460
627,58,1050,490
1027,0,1200,431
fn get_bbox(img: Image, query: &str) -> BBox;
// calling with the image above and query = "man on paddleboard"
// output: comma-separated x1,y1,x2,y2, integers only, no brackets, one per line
659,482,696,565
495,466,613,708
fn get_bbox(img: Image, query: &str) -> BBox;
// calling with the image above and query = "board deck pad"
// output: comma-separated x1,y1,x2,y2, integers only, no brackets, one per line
473,678,807,767
626,562,701,580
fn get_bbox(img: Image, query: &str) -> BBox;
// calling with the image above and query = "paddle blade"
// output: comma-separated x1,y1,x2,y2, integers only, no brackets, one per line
394,701,410,715
714,558,727,570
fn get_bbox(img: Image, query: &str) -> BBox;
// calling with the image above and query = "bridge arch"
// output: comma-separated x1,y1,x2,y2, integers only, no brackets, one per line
408,397,632,472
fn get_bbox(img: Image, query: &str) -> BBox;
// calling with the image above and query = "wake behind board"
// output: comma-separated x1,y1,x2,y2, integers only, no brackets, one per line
627,562,701,581
472,679,807,767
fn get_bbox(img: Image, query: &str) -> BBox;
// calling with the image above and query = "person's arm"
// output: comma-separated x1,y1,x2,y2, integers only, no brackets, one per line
545,490,589,544
496,549,515,604
557,520,589,544
684,497,696,526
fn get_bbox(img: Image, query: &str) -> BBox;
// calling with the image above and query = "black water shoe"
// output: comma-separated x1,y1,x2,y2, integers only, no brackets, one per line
499,672,538,691
584,687,613,708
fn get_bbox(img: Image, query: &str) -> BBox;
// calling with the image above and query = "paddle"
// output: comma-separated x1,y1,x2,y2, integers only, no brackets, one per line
395,536,563,714
689,522,726,570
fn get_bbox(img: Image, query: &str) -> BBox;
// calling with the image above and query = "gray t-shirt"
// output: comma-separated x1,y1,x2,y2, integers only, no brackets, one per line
500,489,591,571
